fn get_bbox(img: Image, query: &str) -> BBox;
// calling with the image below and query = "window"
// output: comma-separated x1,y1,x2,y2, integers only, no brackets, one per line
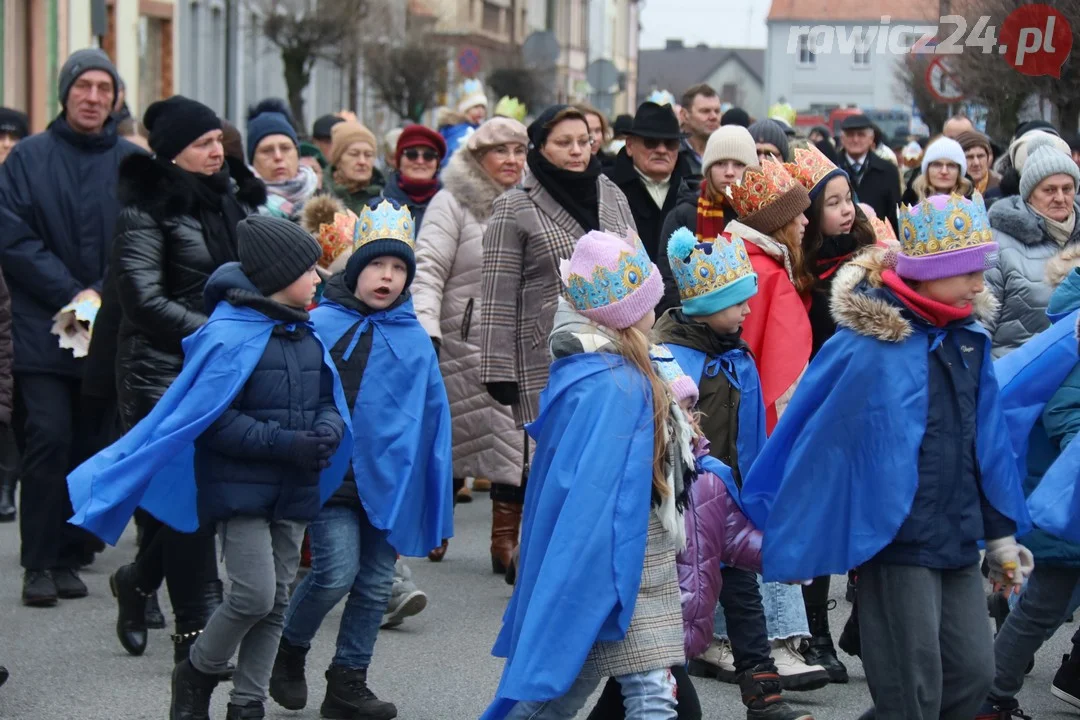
853,31,871,66
721,83,738,104
482,2,500,33
138,16,165,111
797,34,815,66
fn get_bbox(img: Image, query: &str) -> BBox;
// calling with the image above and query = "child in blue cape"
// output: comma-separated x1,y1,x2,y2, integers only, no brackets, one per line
67,215,351,720
269,199,453,720
483,230,689,720
740,193,1033,720
655,227,816,718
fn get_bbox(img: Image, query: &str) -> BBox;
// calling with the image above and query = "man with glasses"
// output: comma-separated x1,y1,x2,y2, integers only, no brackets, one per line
838,114,901,234
605,101,693,262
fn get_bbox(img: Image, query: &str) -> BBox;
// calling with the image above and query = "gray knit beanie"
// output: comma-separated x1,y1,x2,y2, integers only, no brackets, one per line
1019,143,1080,200
237,216,322,296
747,119,790,162
58,49,120,108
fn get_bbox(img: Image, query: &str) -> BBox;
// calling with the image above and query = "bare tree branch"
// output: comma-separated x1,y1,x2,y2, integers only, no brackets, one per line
364,32,448,123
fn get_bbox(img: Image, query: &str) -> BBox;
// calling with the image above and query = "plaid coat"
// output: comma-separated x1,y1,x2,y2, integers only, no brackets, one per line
480,173,636,426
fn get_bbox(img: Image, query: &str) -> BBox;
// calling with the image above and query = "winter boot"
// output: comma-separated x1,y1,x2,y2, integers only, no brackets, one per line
109,563,150,656
837,598,861,658
739,667,814,720
1053,652,1080,709
490,499,522,574
687,638,736,683
21,570,58,607
770,638,829,691
320,665,398,720
0,475,15,523
455,477,472,504
0,665,8,689
170,658,218,720
974,696,1032,719
802,600,848,683
472,477,492,492
225,701,265,719
427,538,449,562
269,637,309,710
50,566,88,599
145,591,166,629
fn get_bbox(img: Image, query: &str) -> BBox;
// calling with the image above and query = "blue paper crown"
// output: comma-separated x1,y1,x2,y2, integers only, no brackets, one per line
460,78,484,97
651,345,685,385
667,228,756,299
355,199,415,251
898,193,993,258
561,235,654,312
647,90,675,107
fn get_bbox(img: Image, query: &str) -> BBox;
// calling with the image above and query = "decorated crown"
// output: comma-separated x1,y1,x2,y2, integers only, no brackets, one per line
356,199,415,251
494,96,527,122
897,193,993,259
870,216,898,246
646,90,676,107
559,232,654,312
667,227,755,301
726,157,802,218
315,209,359,269
784,145,843,195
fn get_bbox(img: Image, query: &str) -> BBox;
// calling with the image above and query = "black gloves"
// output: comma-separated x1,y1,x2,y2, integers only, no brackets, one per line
486,382,519,407
289,430,337,472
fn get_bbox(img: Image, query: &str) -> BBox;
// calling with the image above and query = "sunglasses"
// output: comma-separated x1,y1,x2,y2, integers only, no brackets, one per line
403,148,439,163
642,137,680,151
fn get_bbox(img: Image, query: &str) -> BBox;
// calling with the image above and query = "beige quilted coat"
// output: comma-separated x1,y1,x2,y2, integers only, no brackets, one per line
412,149,524,485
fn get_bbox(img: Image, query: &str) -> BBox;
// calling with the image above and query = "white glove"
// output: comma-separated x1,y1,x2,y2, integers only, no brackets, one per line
986,536,1035,591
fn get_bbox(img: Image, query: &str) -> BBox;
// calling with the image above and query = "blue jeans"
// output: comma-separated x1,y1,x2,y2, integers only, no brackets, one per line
714,577,809,642
281,503,397,669
507,668,676,719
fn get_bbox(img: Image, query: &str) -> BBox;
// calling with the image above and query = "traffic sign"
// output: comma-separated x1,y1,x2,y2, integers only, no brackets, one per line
457,47,482,77
924,57,965,103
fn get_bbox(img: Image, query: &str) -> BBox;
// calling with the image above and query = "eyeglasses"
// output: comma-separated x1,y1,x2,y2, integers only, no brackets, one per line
643,138,680,152
403,148,439,163
549,136,594,150
928,161,959,172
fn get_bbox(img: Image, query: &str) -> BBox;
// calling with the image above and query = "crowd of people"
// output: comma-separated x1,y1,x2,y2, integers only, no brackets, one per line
2,45,1080,720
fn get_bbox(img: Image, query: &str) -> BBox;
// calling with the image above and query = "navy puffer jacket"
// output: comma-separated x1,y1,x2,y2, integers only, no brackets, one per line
194,263,345,525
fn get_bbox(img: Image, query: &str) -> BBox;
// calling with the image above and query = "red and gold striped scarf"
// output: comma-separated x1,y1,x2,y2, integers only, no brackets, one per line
696,183,731,241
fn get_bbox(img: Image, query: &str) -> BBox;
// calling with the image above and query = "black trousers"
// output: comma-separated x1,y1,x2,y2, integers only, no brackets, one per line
719,566,774,673
13,373,98,570
133,514,218,622
587,665,701,720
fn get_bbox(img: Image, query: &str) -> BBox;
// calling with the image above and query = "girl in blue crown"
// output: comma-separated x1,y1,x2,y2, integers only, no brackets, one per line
740,193,1033,720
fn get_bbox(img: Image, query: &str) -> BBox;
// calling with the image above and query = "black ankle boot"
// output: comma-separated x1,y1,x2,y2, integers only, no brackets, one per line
225,701,265,719
145,591,166,629
321,665,398,720
739,667,813,720
110,563,150,656
837,597,861,659
172,625,203,665
802,600,848,684
0,475,15,523
269,637,309,710
170,658,218,720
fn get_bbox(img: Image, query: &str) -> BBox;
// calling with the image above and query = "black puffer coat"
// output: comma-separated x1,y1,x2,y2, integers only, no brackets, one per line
109,154,265,427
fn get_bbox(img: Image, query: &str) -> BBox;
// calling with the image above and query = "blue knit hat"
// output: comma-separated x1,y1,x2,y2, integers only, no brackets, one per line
246,98,299,163
667,227,758,316
343,199,417,291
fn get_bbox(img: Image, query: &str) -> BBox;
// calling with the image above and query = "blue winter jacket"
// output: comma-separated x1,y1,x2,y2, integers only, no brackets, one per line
0,116,142,376
193,264,345,524
1021,268,1080,567
872,292,1017,569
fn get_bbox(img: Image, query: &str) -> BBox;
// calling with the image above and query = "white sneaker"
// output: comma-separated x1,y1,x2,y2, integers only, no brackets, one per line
771,638,830,692
687,639,737,684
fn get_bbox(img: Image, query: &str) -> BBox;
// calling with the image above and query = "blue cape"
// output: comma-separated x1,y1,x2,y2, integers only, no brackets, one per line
664,343,767,481
995,308,1080,479
67,303,353,545
739,323,1031,582
311,297,453,557
482,352,654,720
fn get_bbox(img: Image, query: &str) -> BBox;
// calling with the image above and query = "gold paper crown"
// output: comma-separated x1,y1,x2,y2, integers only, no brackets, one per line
313,209,358,269
897,193,993,258
726,157,802,218
356,199,416,251
667,228,755,301
784,145,842,194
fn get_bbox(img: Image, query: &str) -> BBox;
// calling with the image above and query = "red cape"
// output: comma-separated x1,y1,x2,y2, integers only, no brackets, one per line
742,245,812,433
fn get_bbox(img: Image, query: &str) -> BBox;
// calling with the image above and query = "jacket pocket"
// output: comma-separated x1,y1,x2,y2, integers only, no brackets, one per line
461,298,475,342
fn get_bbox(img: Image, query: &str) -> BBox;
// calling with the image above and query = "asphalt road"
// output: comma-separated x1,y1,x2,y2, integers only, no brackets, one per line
0,495,1076,719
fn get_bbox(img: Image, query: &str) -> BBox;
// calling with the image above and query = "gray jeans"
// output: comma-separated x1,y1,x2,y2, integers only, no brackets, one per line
858,561,994,720
190,516,306,706
992,565,1080,699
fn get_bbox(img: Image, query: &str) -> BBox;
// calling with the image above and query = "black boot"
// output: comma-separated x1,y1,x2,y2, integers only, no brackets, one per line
0,665,8,689
170,658,218,720
145,591,166,629
109,563,150,656
0,475,15,523
173,580,224,664
321,665,398,720
802,601,848,683
172,625,204,666
837,597,861,659
269,637,309,710
21,570,58,607
225,701,265,719
739,667,814,720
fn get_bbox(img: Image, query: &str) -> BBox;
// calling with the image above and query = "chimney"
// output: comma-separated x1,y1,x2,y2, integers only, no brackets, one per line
696,43,709,50
665,39,684,50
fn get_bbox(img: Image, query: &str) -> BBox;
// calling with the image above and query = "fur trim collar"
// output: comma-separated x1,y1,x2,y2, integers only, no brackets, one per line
1046,244,1080,289
439,147,506,223
117,154,266,219
989,194,1080,247
436,107,467,128
829,246,998,342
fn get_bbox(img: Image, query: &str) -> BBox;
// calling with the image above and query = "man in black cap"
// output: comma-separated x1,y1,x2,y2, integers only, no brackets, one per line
838,114,901,233
605,101,693,262
0,108,28,165
312,113,345,160
0,48,142,607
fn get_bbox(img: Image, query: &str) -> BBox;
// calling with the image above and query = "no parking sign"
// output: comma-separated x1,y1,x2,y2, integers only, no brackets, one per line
457,47,482,78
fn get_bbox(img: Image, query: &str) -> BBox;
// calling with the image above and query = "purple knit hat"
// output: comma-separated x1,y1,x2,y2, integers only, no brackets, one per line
560,230,664,330
894,193,999,281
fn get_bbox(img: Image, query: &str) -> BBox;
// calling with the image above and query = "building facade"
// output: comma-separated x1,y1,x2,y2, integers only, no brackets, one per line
586,0,639,115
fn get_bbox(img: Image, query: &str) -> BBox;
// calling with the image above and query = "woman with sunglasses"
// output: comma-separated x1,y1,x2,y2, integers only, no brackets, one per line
381,124,448,232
